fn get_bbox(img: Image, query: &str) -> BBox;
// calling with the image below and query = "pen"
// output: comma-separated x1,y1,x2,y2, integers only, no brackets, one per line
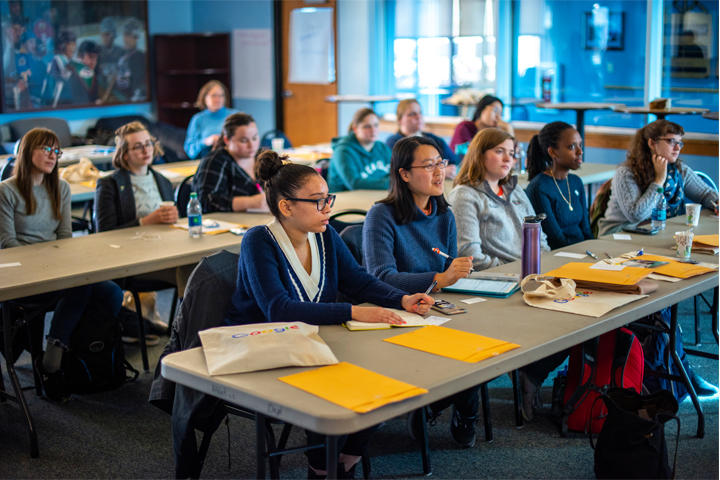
425,280,438,295
586,250,598,260
637,248,644,256
432,247,454,260
604,252,614,260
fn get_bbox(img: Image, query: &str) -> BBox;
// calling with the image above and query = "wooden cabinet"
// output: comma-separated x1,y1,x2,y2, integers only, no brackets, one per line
153,33,231,128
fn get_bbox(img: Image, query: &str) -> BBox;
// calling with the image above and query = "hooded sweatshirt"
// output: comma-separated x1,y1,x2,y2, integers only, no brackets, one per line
328,133,391,192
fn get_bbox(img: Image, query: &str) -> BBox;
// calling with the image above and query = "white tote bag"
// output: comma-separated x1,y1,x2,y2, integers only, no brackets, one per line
198,322,339,376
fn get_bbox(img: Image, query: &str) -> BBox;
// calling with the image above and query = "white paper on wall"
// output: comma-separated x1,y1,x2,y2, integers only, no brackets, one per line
232,29,273,100
288,7,335,85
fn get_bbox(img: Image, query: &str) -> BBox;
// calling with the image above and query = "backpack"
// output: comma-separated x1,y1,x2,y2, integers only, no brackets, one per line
629,308,689,403
62,303,139,394
559,327,644,436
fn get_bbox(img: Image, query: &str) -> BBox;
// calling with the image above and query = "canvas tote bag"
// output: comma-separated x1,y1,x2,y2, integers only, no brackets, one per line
521,274,648,318
198,322,339,376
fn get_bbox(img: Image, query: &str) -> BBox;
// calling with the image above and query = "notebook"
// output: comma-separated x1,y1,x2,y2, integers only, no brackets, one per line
344,304,430,331
441,278,520,298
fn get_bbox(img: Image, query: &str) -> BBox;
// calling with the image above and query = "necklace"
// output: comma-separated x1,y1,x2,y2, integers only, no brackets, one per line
551,171,573,211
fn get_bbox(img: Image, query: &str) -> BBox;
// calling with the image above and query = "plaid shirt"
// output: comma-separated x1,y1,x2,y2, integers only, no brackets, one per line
192,148,260,213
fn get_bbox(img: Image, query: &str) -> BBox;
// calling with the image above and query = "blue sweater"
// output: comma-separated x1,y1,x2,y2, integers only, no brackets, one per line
385,131,458,164
525,173,593,250
328,134,392,193
363,198,455,294
183,106,240,159
225,224,408,326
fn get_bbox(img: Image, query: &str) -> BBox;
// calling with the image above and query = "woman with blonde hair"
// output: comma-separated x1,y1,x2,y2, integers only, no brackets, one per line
328,108,392,192
0,128,123,403
183,80,239,159
598,119,718,236
449,128,549,271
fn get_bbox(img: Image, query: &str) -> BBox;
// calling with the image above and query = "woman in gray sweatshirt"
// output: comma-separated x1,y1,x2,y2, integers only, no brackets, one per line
449,128,549,271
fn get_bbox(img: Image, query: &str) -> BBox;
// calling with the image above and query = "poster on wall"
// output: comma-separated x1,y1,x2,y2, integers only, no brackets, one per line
288,7,335,84
0,0,149,113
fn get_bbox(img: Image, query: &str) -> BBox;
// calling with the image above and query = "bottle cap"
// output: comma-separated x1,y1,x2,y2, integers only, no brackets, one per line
524,213,546,223
189,192,197,198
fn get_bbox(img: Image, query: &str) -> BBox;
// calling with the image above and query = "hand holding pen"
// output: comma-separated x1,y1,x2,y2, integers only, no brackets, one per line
402,286,434,315
432,248,474,287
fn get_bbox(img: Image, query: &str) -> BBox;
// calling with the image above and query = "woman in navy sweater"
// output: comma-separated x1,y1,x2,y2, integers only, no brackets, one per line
363,136,479,449
525,121,593,249
225,149,433,478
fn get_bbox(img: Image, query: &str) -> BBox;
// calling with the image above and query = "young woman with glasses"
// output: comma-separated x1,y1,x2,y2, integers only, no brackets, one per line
363,136,479,448
183,80,239,159
0,128,123,403
225,149,434,478
598,119,718,236
449,95,515,156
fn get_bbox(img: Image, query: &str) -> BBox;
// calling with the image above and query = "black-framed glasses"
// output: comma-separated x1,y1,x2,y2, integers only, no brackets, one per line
409,159,449,172
286,195,336,211
37,145,63,159
130,140,155,153
658,138,684,149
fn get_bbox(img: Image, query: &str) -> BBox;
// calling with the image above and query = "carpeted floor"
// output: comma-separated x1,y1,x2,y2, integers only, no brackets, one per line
1,294,717,479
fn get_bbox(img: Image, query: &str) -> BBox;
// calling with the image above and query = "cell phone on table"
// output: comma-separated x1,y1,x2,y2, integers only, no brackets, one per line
431,299,466,315
622,226,659,236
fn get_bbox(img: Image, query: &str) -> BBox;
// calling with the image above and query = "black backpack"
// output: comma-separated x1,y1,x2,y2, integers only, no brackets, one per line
62,304,139,394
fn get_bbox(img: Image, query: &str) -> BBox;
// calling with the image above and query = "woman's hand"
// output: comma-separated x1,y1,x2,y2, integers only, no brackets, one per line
436,257,473,289
142,206,178,225
203,134,220,147
652,154,668,186
401,293,434,315
351,306,405,325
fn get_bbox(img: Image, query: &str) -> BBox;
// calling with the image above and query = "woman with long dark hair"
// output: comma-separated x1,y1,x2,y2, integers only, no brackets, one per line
0,128,123,403
525,121,593,249
363,135,479,448
449,95,514,155
598,119,718,235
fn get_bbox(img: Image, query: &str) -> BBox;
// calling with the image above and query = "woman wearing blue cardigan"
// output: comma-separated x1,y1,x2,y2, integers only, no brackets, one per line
225,149,433,478
183,81,239,159
362,136,479,449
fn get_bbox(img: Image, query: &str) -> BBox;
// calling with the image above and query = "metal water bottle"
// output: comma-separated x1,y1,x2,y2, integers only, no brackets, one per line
522,214,546,279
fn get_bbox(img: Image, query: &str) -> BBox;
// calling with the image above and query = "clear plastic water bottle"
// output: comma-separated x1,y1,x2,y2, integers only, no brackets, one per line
187,192,202,238
651,187,667,230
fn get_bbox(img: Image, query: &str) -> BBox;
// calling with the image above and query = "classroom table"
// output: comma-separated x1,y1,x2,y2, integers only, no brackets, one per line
162,237,718,478
0,145,115,170
325,94,415,110
534,102,624,143
612,106,710,122
701,111,719,121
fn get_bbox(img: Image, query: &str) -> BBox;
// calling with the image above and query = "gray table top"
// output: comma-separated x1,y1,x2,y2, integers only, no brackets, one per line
161,237,718,435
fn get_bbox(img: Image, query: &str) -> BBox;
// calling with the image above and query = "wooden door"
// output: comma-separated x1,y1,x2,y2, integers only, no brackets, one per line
281,0,338,145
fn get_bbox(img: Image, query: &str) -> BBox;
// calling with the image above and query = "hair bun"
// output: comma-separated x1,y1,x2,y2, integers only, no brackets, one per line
254,149,288,183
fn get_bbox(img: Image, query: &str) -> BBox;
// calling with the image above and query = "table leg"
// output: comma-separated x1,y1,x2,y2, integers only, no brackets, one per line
669,304,704,438
326,435,339,480
511,370,523,428
575,110,585,144
256,411,267,479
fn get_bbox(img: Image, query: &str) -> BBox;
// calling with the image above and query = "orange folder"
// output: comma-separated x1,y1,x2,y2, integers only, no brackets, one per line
383,325,520,363
543,262,653,285
631,254,716,279
693,234,719,248
278,362,427,413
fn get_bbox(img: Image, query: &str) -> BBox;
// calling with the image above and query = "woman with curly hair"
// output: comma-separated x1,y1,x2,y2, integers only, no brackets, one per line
598,119,718,236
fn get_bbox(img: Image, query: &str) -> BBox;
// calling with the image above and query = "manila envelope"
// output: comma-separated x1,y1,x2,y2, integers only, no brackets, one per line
543,262,653,286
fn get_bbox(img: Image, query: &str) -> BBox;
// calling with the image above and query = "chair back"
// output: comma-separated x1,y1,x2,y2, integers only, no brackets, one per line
314,158,330,180
0,158,15,181
589,178,612,238
9,118,73,148
175,174,195,218
695,171,718,192
339,224,364,265
260,129,293,149
329,209,367,235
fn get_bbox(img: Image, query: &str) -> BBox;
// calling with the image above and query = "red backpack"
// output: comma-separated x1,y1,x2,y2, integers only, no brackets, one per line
561,327,644,436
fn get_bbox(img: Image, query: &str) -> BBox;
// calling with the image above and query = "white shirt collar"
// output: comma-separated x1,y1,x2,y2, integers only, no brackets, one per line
267,218,320,300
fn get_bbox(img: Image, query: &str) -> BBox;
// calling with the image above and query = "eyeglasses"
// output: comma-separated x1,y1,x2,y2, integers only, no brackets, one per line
130,140,155,153
286,195,336,211
409,159,449,172
208,93,226,98
37,146,63,159
658,138,684,149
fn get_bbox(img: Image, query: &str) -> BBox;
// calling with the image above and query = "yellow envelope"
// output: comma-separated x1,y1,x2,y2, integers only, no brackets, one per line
693,234,719,248
636,254,716,279
544,262,653,285
79,180,97,189
166,166,198,178
278,362,427,413
383,325,520,363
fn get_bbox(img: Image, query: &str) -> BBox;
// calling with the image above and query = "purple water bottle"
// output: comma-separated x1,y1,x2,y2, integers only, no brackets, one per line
522,214,546,279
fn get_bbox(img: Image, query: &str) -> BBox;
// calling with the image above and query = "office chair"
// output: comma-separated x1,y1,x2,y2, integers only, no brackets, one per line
8,118,74,148
175,175,195,218
0,158,15,181
329,209,367,236
260,130,293,150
